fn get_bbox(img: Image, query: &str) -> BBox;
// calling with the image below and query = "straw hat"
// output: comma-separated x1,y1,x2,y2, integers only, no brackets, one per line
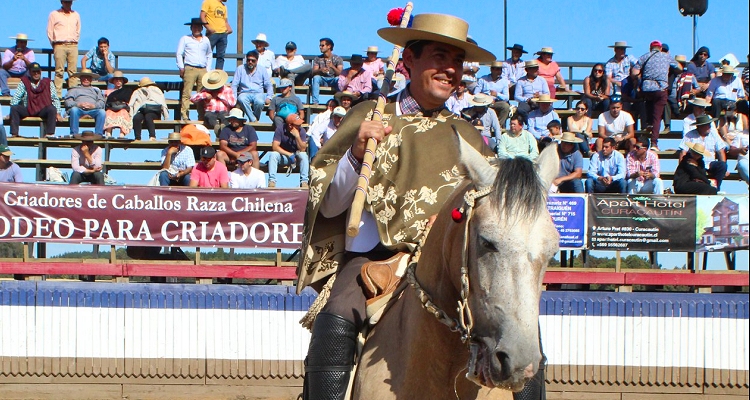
490,60,504,68
138,77,156,87
721,65,736,75
694,114,717,127
470,93,494,107
202,70,228,90
251,33,269,47
366,46,379,53
72,68,99,79
377,14,495,62
536,94,556,103
559,132,584,144
335,91,355,101
675,55,687,64
227,108,247,121
9,33,33,41
524,60,539,68
74,130,103,141
167,132,182,142
535,47,554,55
108,70,128,84
686,142,711,158
688,98,711,108
608,41,631,48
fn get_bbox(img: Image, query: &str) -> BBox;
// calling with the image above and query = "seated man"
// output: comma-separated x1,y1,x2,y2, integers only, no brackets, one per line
275,41,312,86
268,113,308,188
232,50,273,122
683,98,719,134
526,94,559,140
679,114,729,189
626,136,664,194
514,60,550,121
309,106,346,160
70,130,104,185
477,60,511,128
191,69,236,134
64,69,106,136
310,37,343,105
445,79,472,115
551,132,584,193
587,137,627,194
462,93,500,150
337,54,372,103
0,144,23,182
268,79,304,128
497,114,538,160
190,146,229,188
9,62,62,138
605,41,638,94
218,108,259,166
159,132,195,186
706,65,745,119
80,37,115,87
1,33,35,96
596,96,635,151
229,152,266,189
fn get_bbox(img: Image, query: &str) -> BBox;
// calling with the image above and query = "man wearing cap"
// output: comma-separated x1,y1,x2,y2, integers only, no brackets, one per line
64,69,106,136
633,40,672,150
337,55,373,102
445,79,472,115
1,33,35,96
587,137,627,194
683,98,719,135
268,113,308,188
498,114,538,160
477,61,511,128
502,44,528,92
232,50,273,123
191,69,235,133
9,62,63,138
679,114,729,189
605,41,638,93
70,130,104,185
47,0,80,96
309,106,346,159
190,146,229,188
626,136,663,194
251,34,275,78
514,59,550,122
275,42,312,86
552,132,584,193
705,65,746,119
269,78,304,128
0,144,22,183
218,108,259,166
177,17,213,122
311,38,344,104
596,96,635,151
229,152,266,189
80,37,116,88
200,0,232,70
527,94,560,140
159,132,195,186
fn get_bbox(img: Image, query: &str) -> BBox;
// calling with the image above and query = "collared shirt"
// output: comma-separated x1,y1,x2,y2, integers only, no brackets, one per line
445,93,471,115
64,85,105,110
201,0,228,34
514,76,550,102
501,58,525,84
71,145,102,173
2,47,35,74
605,54,638,84
497,129,539,160
257,49,275,78
47,8,80,44
160,144,196,171
527,108,560,139
84,47,116,76
588,150,627,181
466,107,500,140
337,67,373,94
363,58,384,77
190,85,236,112
636,51,671,91
558,149,583,178
687,61,715,82
626,150,661,182
10,78,63,115
462,61,479,82
231,64,273,98
679,129,729,163
309,119,340,147
397,85,446,117
477,74,510,101
312,54,343,77
706,75,745,101
176,35,212,69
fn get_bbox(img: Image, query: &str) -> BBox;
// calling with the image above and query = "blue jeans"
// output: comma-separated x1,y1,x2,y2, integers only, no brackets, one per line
68,107,106,135
159,170,191,186
237,92,267,122
707,160,728,190
268,151,309,185
0,69,25,96
558,179,584,193
0,124,7,145
586,177,626,193
311,75,338,104
209,33,228,70
738,158,749,185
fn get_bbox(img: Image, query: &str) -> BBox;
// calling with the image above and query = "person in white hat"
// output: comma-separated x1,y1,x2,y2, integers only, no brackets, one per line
200,0,233,70
476,60,511,127
527,94,560,140
129,77,170,141
218,108,259,167
514,59,550,121
252,33,275,78
309,105,347,159
190,69,236,133
535,47,568,98
706,65,746,119
444,78,473,115
463,92,500,149
232,50,273,122
229,152,266,189
552,132,585,193
683,98,718,135
604,41,638,93
363,46,384,86
47,0,81,96
1,33,35,96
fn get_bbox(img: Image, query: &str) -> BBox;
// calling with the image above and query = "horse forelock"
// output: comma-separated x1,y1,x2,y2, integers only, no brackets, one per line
488,157,546,222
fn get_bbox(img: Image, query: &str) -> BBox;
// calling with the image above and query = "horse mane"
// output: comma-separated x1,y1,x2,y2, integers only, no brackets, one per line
488,157,546,222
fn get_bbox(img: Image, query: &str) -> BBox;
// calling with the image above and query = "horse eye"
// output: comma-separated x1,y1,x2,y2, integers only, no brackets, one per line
479,236,498,252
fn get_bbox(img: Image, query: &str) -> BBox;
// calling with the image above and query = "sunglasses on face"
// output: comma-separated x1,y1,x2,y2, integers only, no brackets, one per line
576,107,587,111
594,69,604,73
633,145,642,150
699,52,708,56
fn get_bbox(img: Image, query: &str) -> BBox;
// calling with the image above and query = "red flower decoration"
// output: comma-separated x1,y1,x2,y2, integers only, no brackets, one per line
451,208,464,223
387,8,405,26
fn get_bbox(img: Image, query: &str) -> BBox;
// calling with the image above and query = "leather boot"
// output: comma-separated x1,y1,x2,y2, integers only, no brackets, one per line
302,312,358,400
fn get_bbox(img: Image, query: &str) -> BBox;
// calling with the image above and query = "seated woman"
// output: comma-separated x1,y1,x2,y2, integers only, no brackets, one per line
129,77,169,141
673,142,718,195
567,100,593,156
103,71,133,138
582,63,611,117
535,47,568,98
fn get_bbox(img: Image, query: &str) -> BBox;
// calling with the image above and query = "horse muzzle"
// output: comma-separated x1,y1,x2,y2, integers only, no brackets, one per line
466,339,538,391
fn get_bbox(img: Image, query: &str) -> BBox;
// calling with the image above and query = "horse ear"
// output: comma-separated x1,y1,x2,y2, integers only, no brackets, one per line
536,142,560,190
454,126,497,188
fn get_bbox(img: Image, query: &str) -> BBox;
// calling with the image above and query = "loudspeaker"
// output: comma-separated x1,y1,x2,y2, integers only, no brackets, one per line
679,0,708,16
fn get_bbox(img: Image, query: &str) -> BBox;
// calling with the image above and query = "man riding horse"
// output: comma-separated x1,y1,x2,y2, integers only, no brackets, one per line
296,13,547,400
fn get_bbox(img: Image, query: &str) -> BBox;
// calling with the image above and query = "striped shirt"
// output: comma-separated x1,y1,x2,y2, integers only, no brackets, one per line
190,86,236,112
626,150,661,182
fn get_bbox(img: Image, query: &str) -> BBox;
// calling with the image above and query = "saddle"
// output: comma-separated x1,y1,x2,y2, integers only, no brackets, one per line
361,252,410,324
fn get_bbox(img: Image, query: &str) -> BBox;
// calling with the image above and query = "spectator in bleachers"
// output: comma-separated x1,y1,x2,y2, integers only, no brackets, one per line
130,77,169,141
103,71,133,139
200,0,232,70
626,136,663,194
309,106,346,160
605,41,638,94
463,93,500,151
620,71,645,128
546,119,562,140
1,33,35,96
232,50,273,123
64,69,106,136
268,113,308,188
727,122,748,185
268,79,304,128
310,38,343,105
671,55,700,115
567,101,593,156
218,108,258,166
308,98,338,136
191,70,235,135
582,63,611,116
514,60,549,122
229,152,266,189
679,114,729,190
70,130,104,185
445,79,472,115
47,0,80,96
502,44,527,95
526,94,559,140
673,142,718,195
586,137,627,194
706,65,745,119
0,106,5,145
596,96,635,152
8,62,62,139
687,46,715,95
497,114,538,160
551,132,584,194
337,55,372,103
0,144,22,182
159,132,194,186
334,91,354,112
176,17,212,122
363,46,385,89
535,47,568,98
740,54,749,118
477,61,511,128
190,146,229,188
462,60,479,94
275,41,312,86
252,34,275,78
683,98,719,136
633,40,671,151
80,37,115,88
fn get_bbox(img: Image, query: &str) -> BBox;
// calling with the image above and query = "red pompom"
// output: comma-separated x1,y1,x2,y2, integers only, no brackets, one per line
387,8,405,26
451,208,464,223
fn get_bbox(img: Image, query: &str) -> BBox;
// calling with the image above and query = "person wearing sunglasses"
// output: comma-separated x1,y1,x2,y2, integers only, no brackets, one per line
583,63,611,117
626,136,663,194
567,101,593,156
687,47,715,94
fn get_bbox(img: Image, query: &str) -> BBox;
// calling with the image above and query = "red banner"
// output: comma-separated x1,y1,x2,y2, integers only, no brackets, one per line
0,183,307,248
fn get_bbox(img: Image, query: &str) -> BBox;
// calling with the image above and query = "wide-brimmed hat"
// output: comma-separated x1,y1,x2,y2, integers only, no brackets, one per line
75,130,103,141
686,142,711,158
688,98,711,108
277,78,294,89
377,13,495,62
675,55,688,64
9,33,33,41
108,70,128,84
536,94,556,103
185,17,203,26
608,41,631,48
535,47,554,55
559,132,584,144
470,93,494,107
251,33,269,46
694,114,717,127
167,132,182,142
490,60,504,68
349,54,364,64
366,46,379,53
721,65,736,75
227,108,247,121
286,113,304,126
73,68,99,79
506,44,528,53
138,77,156,87
332,106,347,117
0,144,12,156
335,91,355,101
202,70,228,90
524,60,539,68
